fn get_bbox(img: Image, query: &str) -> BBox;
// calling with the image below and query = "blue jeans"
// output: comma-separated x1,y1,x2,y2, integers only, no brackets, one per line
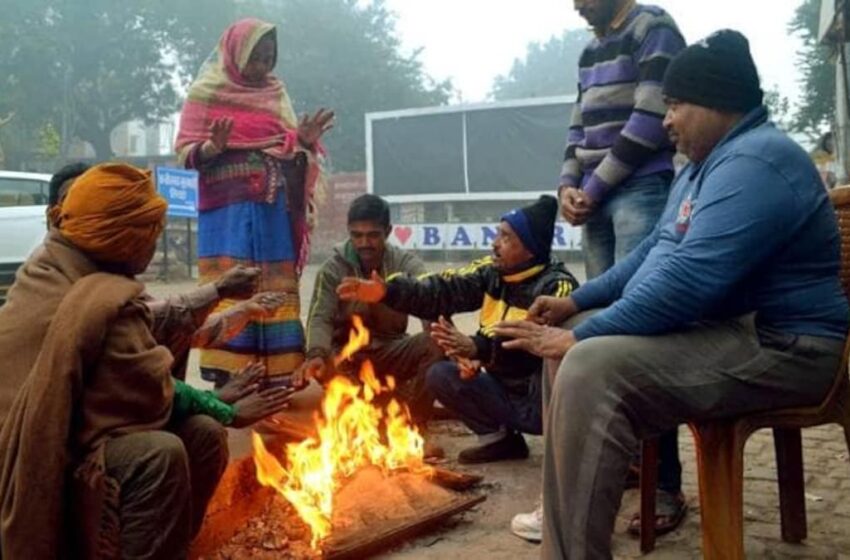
426,361,542,436
582,172,672,280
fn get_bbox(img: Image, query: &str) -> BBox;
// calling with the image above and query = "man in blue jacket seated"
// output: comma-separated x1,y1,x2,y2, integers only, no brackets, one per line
336,196,579,464
495,30,850,559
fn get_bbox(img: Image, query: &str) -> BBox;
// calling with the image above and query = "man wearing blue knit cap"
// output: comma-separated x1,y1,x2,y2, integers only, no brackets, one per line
496,30,850,558
337,195,579,464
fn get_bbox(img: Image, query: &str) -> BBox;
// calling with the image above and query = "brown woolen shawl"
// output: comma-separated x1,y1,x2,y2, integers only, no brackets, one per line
0,241,174,559
0,230,97,428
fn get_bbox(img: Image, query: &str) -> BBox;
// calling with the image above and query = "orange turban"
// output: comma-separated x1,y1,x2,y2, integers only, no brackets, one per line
59,163,167,264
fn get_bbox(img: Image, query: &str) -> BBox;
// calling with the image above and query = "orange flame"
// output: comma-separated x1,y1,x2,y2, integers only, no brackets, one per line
333,315,370,368
252,315,431,549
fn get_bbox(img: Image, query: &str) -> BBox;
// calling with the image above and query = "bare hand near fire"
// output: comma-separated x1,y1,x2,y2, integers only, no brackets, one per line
493,320,577,360
215,265,260,299
431,315,476,359
215,362,263,404
336,270,387,303
297,108,335,148
292,356,329,388
527,295,579,326
456,357,481,380
231,386,295,428
242,291,293,319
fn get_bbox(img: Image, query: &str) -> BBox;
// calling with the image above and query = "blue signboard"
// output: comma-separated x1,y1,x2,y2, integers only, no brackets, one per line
156,167,199,218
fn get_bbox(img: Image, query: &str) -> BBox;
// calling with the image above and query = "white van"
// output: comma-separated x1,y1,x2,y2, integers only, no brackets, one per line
0,171,51,302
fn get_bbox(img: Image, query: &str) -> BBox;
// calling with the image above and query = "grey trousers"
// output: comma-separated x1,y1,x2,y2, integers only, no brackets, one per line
104,415,229,560
541,312,844,559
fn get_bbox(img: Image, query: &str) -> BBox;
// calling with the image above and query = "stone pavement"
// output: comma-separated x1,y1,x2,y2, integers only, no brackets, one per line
370,423,850,560
620,424,850,559
148,261,850,559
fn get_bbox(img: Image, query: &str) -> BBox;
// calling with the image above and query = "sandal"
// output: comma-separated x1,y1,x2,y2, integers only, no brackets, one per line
627,490,688,537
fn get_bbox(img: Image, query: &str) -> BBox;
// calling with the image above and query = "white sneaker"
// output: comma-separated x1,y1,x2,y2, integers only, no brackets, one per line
510,502,543,542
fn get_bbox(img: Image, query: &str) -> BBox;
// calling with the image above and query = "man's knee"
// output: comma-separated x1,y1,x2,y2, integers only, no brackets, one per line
176,414,229,466
104,432,192,558
179,414,227,447
142,431,188,473
107,431,190,488
552,338,627,399
425,360,460,396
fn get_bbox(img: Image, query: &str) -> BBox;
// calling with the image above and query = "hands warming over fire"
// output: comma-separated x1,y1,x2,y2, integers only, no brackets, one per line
430,316,476,359
241,291,294,319
456,357,481,380
215,265,261,299
193,292,295,349
215,362,264,404
493,320,577,360
336,270,387,303
216,362,295,427
292,316,372,389
292,356,331,388
429,316,480,380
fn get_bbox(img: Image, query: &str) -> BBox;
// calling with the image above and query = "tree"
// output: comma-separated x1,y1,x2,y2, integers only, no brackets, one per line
0,0,236,160
765,85,792,131
490,29,591,101
789,0,835,138
243,0,451,171
0,0,449,170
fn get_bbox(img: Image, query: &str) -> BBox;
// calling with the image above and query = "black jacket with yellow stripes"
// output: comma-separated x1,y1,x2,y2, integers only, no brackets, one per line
384,257,578,387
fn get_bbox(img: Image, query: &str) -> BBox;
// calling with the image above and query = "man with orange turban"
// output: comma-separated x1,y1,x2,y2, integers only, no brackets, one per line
43,160,293,391
0,163,293,559
59,162,169,269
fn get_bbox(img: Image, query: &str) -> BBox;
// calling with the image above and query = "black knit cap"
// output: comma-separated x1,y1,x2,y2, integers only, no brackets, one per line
501,195,559,264
662,29,763,113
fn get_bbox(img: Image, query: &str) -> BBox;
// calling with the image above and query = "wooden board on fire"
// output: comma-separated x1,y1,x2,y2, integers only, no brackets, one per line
190,458,485,560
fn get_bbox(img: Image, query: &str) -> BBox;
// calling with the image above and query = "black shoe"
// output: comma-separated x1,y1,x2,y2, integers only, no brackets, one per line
458,431,529,464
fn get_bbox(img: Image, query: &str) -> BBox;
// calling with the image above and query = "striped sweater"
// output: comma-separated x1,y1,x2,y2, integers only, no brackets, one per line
560,4,685,203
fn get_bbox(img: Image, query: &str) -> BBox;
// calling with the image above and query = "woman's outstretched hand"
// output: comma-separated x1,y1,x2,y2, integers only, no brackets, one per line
297,108,335,147
208,117,234,152
201,117,233,161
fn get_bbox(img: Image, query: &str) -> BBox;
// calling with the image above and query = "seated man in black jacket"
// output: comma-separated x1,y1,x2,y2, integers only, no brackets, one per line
337,196,578,463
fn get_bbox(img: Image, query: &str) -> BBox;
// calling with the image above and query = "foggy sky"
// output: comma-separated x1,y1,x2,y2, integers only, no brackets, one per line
387,0,806,107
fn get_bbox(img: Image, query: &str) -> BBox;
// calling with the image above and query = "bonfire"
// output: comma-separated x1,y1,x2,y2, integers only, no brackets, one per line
252,315,432,549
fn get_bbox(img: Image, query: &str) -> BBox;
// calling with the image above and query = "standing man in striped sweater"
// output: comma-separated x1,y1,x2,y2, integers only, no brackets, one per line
560,0,683,274
549,0,688,541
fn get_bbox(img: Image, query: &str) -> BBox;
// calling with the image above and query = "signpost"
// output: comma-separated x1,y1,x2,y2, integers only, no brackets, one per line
155,167,199,279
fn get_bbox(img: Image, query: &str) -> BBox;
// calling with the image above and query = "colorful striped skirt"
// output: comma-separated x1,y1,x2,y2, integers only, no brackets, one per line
198,190,305,379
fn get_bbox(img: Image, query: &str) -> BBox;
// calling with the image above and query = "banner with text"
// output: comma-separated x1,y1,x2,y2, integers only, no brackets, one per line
390,223,582,251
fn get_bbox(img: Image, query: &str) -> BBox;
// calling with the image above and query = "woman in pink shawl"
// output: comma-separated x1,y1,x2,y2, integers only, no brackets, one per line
176,18,333,388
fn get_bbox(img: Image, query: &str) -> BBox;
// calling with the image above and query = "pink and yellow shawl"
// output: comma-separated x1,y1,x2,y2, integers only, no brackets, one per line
176,18,299,159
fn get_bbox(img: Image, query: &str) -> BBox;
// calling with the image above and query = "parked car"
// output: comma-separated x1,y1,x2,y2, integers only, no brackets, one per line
0,171,51,302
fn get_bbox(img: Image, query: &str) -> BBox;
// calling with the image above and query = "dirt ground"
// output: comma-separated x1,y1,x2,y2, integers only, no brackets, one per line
147,259,850,560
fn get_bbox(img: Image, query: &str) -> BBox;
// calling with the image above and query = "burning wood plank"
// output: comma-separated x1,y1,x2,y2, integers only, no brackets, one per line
190,461,485,560
325,493,486,559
